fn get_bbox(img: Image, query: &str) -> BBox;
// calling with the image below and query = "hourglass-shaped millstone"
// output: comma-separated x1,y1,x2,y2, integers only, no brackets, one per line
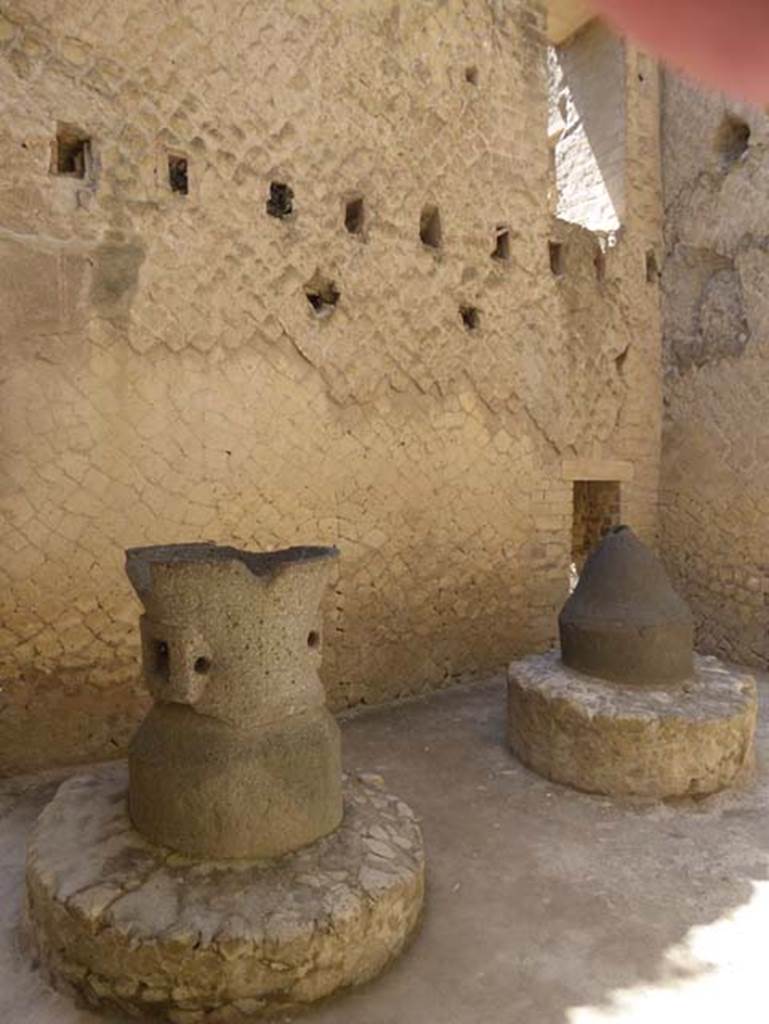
125,542,342,859
24,541,425,1017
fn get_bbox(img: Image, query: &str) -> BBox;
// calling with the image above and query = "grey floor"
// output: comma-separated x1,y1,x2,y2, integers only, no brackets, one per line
3,673,769,1024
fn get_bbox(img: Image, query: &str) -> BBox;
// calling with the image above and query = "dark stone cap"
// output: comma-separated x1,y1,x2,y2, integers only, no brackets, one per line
559,526,694,685
125,542,338,597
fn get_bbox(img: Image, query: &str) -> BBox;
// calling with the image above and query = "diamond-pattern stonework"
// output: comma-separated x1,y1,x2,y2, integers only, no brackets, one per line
0,2,663,771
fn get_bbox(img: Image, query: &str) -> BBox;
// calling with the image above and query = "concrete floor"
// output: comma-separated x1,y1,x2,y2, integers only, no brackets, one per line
3,673,769,1024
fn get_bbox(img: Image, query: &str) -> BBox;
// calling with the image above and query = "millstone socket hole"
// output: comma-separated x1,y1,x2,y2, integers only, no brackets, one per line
194,656,211,674
155,640,170,680
307,630,320,649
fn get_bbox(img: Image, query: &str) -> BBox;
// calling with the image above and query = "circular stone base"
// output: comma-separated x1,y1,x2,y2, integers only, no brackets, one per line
25,766,424,1022
507,652,756,798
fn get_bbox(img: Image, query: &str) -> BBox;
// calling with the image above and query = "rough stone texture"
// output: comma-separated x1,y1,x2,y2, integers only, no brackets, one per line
507,650,757,797
660,73,769,671
125,543,342,859
559,526,694,685
0,2,663,774
25,765,424,1021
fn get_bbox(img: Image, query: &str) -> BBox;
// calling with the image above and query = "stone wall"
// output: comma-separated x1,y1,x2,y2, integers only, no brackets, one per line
660,73,769,668
0,1,663,774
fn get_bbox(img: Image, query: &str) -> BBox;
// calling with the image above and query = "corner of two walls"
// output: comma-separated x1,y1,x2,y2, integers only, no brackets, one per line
544,18,663,586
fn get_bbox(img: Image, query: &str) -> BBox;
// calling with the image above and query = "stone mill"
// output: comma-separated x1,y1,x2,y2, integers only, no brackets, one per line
24,543,425,1021
507,526,757,798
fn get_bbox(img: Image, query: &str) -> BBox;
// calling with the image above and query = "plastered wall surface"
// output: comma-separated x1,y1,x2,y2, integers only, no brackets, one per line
0,1,662,773
660,73,769,668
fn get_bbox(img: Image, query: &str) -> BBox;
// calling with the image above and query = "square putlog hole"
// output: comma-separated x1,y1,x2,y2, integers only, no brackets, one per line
267,181,294,218
345,196,365,235
491,226,510,261
420,204,442,249
168,154,189,195
594,246,606,282
716,114,750,167
459,305,480,331
54,124,91,178
646,249,660,283
304,270,340,318
549,241,564,277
